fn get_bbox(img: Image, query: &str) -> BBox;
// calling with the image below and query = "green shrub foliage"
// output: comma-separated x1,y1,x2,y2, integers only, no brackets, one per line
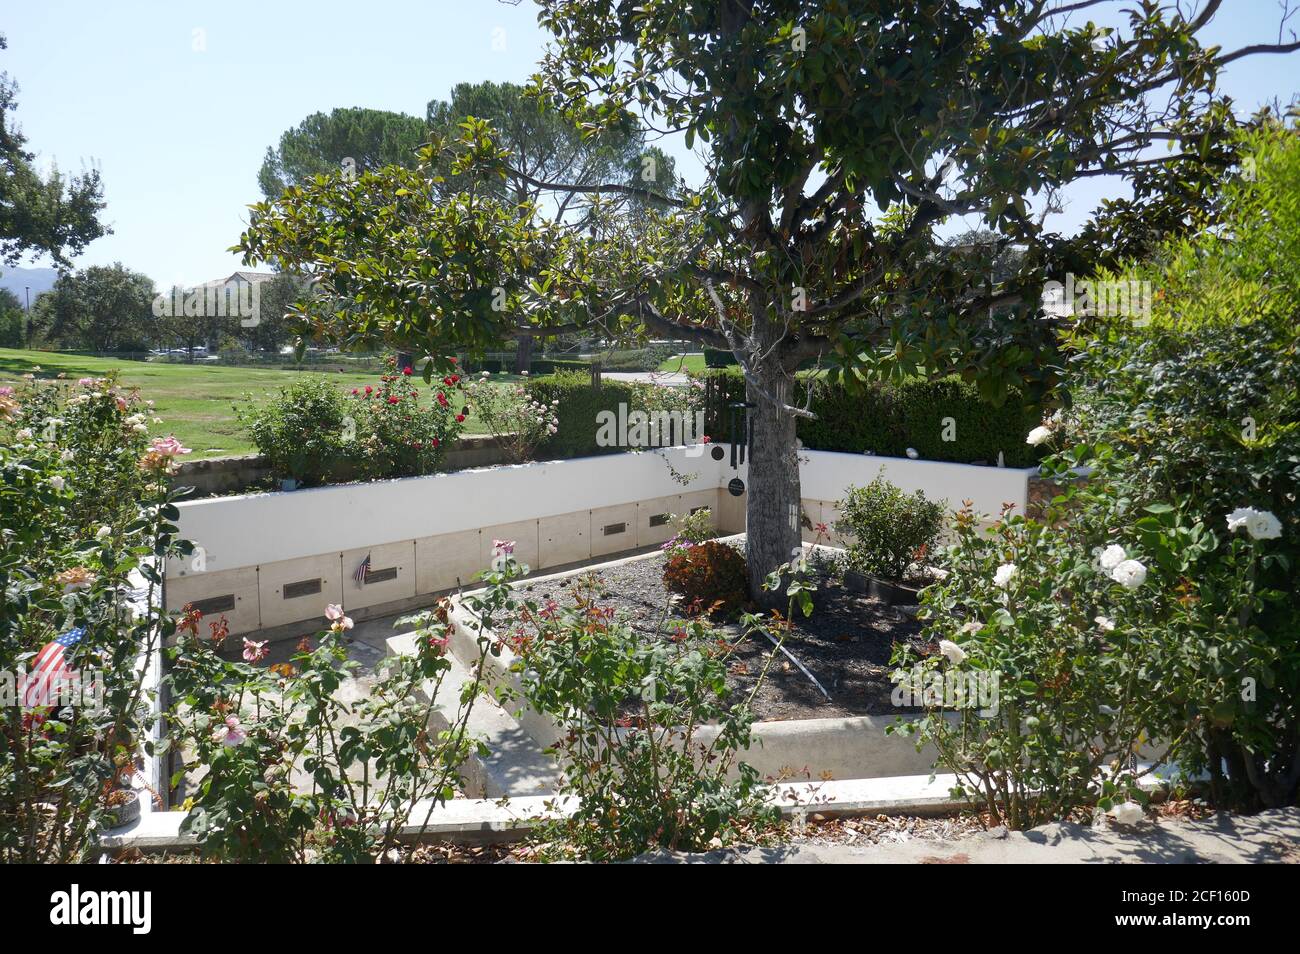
836,476,946,582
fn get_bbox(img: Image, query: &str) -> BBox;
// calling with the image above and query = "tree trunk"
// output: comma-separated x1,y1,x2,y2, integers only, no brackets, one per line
743,364,803,606
514,333,535,374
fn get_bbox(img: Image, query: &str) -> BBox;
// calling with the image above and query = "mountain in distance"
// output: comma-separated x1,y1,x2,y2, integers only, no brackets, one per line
0,265,60,303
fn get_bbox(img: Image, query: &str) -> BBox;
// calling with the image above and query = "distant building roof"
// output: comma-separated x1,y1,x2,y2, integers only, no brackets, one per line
196,271,277,288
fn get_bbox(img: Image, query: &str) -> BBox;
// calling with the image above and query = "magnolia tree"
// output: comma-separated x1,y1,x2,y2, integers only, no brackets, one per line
236,0,1298,599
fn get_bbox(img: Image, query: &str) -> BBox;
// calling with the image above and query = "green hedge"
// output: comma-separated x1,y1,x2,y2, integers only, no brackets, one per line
694,368,1042,466
590,345,678,371
526,371,699,458
703,347,739,368
463,355,592,375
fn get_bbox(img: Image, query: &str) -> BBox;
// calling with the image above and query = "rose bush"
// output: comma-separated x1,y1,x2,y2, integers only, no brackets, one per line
461,370,558,464
240,356,468,485
345,358,467,480
165,596,494,863
895,125,1300,823
1,374,189,861
501,560,812,860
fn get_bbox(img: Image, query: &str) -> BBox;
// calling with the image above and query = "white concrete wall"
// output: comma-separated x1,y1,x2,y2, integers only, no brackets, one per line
795,450,1029,521
169,447,723,575
165,447,1034,634
173,448,1032,575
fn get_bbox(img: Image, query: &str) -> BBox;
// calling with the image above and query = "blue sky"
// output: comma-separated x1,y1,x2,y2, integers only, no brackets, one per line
3,1,1297,288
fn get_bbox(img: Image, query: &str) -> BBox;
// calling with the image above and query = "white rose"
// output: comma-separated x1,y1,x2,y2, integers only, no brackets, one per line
958,620,982,635
1247,510,1283,540
1225,507,1253,532
95,525,112,540
1228,507,1282,541
1109,801,1145,826
60,450,75,462
938,640,968,665
16,428,33,440
1110,559,1147,590
993,563,1017,588
48,475,66,492
1098,544,1127,571
1026,425,1052,446
1094,615,1115,632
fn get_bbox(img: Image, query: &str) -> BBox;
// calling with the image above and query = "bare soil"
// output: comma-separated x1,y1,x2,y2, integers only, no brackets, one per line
517,540,929,721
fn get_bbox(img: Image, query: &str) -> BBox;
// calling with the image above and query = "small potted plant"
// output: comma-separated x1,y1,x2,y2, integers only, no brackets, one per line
104,786,141,828
834,475,945,604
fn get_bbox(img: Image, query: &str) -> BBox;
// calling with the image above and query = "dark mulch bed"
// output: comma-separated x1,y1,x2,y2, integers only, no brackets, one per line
518,541,929,721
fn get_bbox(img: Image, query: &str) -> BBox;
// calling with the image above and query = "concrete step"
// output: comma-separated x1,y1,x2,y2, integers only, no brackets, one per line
386,632,560,798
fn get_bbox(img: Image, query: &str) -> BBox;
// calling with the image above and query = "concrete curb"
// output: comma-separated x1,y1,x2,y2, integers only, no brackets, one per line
98,768,1181,853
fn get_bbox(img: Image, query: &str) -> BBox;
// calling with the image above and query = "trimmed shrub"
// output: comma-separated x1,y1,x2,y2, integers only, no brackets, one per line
237,376,352,486
835,476,946,582
593,345,677,371
526,371,700,458
894,378,1041,467
461,355,592,375
694,368,1042,466
663,540,748,616
703,347,739,368
797,377,902,457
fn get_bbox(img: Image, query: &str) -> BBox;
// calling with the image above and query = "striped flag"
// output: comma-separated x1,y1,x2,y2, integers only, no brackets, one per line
353,552,371,587
21,627,85,708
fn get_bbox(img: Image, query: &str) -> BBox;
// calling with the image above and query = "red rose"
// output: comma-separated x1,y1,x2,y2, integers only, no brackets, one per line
402,366,413,376
351,388,359,395
387,395,400,405
448,357,457,364
431,438,439,447
436,392,448,406
455,413,465,423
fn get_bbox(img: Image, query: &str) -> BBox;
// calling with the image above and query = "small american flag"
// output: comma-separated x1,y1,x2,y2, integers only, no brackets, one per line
21,627,84,708
353,552,371,587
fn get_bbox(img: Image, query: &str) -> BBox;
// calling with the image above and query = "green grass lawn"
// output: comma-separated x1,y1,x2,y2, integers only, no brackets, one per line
0,349,514,458
657,352,707,373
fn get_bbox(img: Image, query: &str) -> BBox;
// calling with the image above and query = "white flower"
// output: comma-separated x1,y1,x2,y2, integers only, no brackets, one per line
938,640,968,665
1026,425,1053,446
1098,544,1127,571
993,563,1018,588
95,525,112,540
1094,615,1115,632
1110,559,1147,590
1247,510,1283,540
1227,506,1282,541
131,423,148,433
1109,801,1145,826
60,450,75,462
958,620,982,635
16,428,32,440
48,475,66,492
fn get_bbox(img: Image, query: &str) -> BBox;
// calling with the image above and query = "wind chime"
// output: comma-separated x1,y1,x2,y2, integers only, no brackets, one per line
726,400,755,496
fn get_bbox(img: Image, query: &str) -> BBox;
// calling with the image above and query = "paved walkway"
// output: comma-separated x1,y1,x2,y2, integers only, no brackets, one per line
633,808,1300,864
